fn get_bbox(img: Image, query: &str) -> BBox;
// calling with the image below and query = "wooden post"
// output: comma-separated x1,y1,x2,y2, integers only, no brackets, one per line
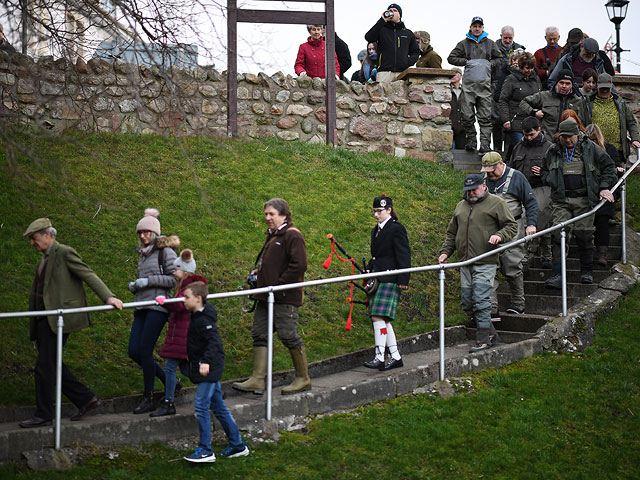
227,0,238,137
324,0,336,146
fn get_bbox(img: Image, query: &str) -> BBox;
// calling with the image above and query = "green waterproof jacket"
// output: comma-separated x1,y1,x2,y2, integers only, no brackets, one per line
519,86,581,140
439,192,518,264
540,135,617,207
28,241,114,341
576,92,640,160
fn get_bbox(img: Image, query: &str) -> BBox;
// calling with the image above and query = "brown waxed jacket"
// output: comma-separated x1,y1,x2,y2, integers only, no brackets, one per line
251,223,308,306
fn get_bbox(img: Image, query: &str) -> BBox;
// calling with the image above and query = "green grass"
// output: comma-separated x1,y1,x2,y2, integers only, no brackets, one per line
2,283,639,479
0,131,468,405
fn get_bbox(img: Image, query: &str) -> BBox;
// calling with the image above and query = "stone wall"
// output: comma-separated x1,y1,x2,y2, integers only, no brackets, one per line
0,52,455,160
1,50,639,160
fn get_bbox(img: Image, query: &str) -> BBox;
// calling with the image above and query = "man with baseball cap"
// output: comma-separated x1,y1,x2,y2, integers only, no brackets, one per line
540,119,617,288
520,68,580,140
20,218,123,428
365,3,420,83
447,16,503,153
439,174,517,353
548,36,613,90
577,72,640,163
481,151,538,317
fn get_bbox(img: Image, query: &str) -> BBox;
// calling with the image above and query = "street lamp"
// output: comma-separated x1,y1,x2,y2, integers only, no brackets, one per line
605,0,629,73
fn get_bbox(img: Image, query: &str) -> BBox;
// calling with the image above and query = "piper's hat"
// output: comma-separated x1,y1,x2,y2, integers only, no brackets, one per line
373,194,393,209
480,152,503,172
463,174,485,192
23,217,52,237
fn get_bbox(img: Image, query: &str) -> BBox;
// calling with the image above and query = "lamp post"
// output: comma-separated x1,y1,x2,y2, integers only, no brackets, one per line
605,0,630,73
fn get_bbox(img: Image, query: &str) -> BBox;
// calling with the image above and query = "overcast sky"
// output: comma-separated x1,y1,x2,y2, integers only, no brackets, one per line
221,0,639,77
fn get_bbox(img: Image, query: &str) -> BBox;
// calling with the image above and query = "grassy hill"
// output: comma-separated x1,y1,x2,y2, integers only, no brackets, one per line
0,131,474,406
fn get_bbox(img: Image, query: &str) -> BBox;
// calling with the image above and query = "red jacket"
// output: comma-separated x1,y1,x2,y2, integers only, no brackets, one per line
160,274,208,360
294,37,340,79
534,45,562,83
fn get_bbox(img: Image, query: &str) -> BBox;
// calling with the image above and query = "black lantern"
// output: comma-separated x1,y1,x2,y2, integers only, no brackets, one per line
605,0,630,72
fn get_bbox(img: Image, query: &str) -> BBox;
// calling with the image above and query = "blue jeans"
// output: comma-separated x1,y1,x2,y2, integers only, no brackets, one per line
194,381,244,451
164,358,188,402
128,309,167,394
509,131,524,145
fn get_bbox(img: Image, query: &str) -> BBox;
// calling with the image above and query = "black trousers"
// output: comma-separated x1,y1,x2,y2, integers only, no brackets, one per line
34,318,94,420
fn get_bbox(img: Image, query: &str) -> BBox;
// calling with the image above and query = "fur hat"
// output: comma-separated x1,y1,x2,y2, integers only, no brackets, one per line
174,249,196,273
136,208,161,235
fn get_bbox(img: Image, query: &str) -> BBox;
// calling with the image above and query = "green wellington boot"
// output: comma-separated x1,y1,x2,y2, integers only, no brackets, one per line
232,346,267,395
281,345,312,395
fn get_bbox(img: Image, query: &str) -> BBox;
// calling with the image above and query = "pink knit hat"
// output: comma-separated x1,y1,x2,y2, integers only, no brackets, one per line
136,208,161,235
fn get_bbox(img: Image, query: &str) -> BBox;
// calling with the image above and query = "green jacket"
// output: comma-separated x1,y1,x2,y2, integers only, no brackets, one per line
440,192,518,264
519,86,581,139
541,135,617,207
576,92,640,160
28,241,114,340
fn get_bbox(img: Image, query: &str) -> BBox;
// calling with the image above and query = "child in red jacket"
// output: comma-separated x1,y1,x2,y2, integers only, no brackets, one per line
150,249,207,417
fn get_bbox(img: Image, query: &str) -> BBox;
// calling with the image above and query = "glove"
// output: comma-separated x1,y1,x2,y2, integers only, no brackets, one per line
135,278,149,289
155,296,166,305
128,281,137,293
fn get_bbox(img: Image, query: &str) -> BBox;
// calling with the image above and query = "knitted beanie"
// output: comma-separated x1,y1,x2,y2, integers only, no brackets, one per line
174,249,196,273
136,208,161,235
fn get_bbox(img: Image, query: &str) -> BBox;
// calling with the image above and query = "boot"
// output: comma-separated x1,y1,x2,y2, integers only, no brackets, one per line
133,394,155,414
150,399,176,417
596,246,608,267
281,345,311,395
232,346,267,395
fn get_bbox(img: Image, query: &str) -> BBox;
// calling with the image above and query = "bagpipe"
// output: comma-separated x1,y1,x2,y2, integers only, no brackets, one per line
323,234,378,331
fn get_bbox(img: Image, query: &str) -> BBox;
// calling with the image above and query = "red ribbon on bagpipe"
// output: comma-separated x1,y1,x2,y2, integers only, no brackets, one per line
323,233,361,330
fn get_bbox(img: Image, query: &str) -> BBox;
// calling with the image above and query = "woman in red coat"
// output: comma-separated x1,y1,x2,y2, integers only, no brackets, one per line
294,24,340,79
150,249,208,417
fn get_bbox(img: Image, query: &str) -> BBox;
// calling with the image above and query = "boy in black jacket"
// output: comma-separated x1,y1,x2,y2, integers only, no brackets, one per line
182,282,249,463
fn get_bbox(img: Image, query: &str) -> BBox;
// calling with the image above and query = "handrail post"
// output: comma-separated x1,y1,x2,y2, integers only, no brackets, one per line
266,291,274,421
622,180,627,264
55,312,64,450
561,229,567,317
438,268,446,381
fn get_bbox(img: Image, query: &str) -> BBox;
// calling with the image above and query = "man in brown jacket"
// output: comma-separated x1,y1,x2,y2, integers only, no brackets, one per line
21,218,123,428
233,198,310,396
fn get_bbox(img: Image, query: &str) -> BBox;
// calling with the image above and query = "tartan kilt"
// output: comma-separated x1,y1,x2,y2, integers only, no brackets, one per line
368,283,401,320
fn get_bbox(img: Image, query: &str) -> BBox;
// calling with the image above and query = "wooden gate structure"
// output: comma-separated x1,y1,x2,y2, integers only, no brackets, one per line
227,0,337,146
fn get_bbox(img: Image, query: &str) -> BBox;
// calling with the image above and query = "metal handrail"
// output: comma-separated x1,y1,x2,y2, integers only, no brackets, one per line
2,152,637,449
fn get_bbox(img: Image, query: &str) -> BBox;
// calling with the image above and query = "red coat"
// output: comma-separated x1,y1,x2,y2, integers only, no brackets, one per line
160,274,208,360
294,37,340,79
534,45,562,83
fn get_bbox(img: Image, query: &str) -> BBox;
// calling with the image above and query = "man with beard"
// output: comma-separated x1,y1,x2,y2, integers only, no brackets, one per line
481,152,538,318
438,174,518,353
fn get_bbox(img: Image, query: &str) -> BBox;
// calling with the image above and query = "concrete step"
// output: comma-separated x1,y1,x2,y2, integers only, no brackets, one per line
527,258,618,271
498,293,580,315
499,280,599,297
465,327,536,344
525,268,610,283
0,326,543,463
489,313,549,332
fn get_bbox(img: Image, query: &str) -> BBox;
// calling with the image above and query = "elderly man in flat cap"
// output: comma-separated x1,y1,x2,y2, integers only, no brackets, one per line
20,218,123,428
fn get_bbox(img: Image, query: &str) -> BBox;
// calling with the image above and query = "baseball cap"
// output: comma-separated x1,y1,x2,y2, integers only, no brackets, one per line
480,152,503,172
597,72,613,89
470,16,484,26
463,174,485,192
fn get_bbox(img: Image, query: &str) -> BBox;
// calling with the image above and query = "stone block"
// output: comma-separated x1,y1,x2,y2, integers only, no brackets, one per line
301,118,313,134
402,124,421,135
147,98,168,113
277,131,300,141
418,105,440,119
394,98,409,105
105,86,125,96
359,104,369,114
297,75,312,89
401,105,418,120
351,82,364,95
277,116,298,129
291,91,304,102
408,90,427,103
119,99,139,113
93,97,114,112
286,104,313,116
312,77,325,90
202,99,219,114
390,80,406,96
315,106,327,123
440,103,452,117
0,72,16,86
272,71,287,87
336,95,356,110
252,90,262,100
256,116,273,125
386,121,401,134
388,104,400,115
308,134,325,144
433,86,452,102
40,82,63,95
423,85,434,93
252,103,265,115
336,119,347,130
407,151,435,162
395,137,418,148
370,102,386,114
349,117,385,140
237,86,250,100
271,104,284,115
336,79,349,93
422,128,453,151
394,147,406,157
158,111,184,128
263,90,271,102
372,144,393,155
307,91,324,105
276,90,291,103
244,73,259,84
87,58,111,74
207,70,222,82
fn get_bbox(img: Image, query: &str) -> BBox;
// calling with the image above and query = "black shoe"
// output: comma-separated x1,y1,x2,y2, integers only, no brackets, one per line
133,395,155,414
364,358,385,369
469,342,491,353
541,259,553,270
380,358,404,371
465,143,476,152
175,380,184,396
489,333,501,346
70,395,101,421
150,400,176,417
19,416,52,428
581,272,593,284
545,274,562,289
479,145,492,154
505,305,524,315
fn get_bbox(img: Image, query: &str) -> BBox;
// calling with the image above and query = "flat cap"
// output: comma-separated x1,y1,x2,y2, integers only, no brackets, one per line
23,217,52,237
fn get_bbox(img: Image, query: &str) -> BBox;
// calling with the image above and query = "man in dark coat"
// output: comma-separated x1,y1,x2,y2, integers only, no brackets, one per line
365,3,420,83
21,218,123,428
